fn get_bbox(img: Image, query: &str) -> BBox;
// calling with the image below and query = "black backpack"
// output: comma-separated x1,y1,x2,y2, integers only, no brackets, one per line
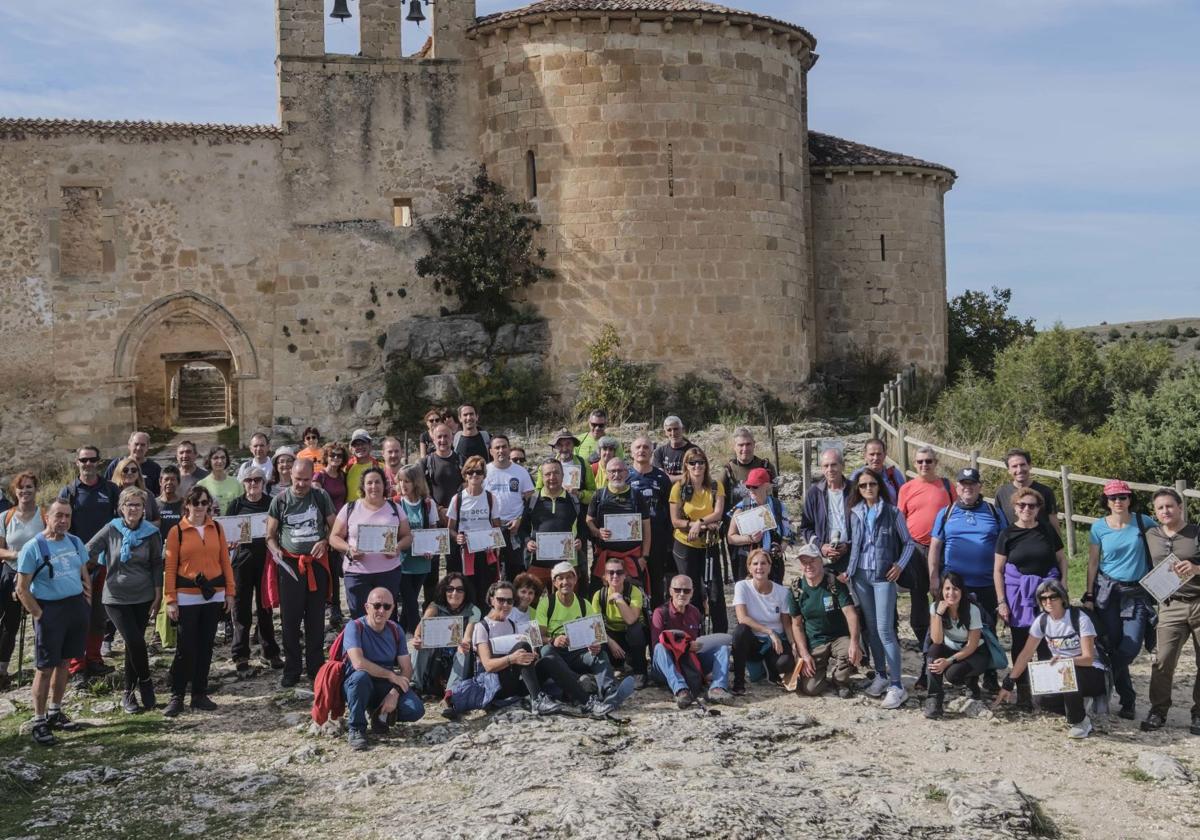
1035,605,1111,667
935,498,1002,541
597,578,652,632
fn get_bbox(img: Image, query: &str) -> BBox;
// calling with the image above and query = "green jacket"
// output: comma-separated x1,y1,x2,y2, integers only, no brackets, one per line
532,453,597,505
576,432,626,466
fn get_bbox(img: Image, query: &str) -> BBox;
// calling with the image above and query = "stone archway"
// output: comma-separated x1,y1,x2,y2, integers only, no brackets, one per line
111,292,259,432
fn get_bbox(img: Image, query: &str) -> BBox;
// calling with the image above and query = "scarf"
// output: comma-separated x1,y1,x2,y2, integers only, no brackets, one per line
112,517,159,567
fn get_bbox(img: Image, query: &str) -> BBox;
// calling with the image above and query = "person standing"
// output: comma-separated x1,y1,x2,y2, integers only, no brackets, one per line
447,456,503,609
266,458,337,688
296,427,325,472
267,448,296,499
628,435,674,608
345,430,381,504
525,460,583,590
103,431,162,496
576,409,626,465
800,447,852,577
652,416,693,482
727,467,792,584
586,458,652,592
198,446,241,516
236,433,274,484
994,449,1059,532
453,404,492,464
850,438,905,503
721,427,777,513
174,440,209,497
224,467,282,672
15,499,91,746
381,436,405,494
668,447,727,632
421,424,464,603
0,473,45,689
329,467,412,619
483,434,534,581
393,464,440,633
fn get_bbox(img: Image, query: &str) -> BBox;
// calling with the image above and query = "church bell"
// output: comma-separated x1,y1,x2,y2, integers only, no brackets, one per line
330,0,352,22
405,0,426,24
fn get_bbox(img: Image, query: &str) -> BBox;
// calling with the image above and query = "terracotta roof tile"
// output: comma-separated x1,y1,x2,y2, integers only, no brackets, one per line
0,118,281,143
808,131,955,178
474,0,814,41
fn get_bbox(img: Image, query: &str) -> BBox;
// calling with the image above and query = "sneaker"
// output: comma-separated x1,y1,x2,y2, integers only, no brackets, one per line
1067,716,1094,739
531,693,563,716
706,687,729,705
675,689,695,709
370,714,390,734
100,640,113,658
730,682,747,696
599,676,635,709
122,691,141,714
46,709,77,730
31,721,56,746
923,695,944,720
634,673,652,691
864,675,889,698
190,695,218,711
1140,712,1166,732
235,660,251,675
1118,704,1136,721
1090,692,1111,719
348,728,370,751
280,673,300,688
163,696,185,718
881,686,908,710
439,703,461,722
837,686,854,700
578,675,598,696
138,679,157,711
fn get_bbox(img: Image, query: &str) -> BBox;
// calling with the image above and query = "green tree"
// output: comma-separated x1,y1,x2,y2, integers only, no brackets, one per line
947,287,1036,381
1101,337,1173,403
1109,364,1200,486
574,325,664,424
990,325,1109,431
415,165,554,326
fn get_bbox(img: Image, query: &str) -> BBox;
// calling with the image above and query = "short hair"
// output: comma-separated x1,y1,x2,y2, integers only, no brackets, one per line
176,440,196,454
205,445,230,470
744,548,772,577
458,403,477,417
1012,487,1043,507
540,459,563,475
589,408,608,421
864,437,887,452
1004,448,1032,467
302,426,321,440
291,457,314,475
1152,487,1182,505
513,573,544,600
118,486,149,508
396,463,429,498
184,485,213,507
382,436,402,450
357,466,387,495
78,444,101,459
322,441,349,465
732,426,755,442
631,435,653,449
250,432,270,445
490,433,510,447
8,471,38,498
47,497,72,514
663,415,684,430
461,455,487,478
598,436,619,450
487,579,515,602
1035,578,1069,603
434,573,475,609
819,446,844,466
128,431,150,444
915,445,937,460
160,464,181,479
432,423,451,438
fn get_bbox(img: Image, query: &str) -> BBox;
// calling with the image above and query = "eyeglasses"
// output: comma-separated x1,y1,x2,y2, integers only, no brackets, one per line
446,585,465,593
1107,494,1130,502
367,602,394,611
512,458,526,464
1038,594,1060,602
687,461,706,467
122,467,140,475
590,423,606,429
916,459,935,465
329,453,346,460
606,569,625,576
465,469,484,477
493,596,513,605
858,481,878,489
671,587,693,594
244,478,263,485
304,435,319,441
77,456,99,464
191,500,211,508
1015,502,1040,510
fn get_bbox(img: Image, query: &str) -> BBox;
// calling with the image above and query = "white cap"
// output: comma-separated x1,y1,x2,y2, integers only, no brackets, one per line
350,428,372,443
551,561,576,578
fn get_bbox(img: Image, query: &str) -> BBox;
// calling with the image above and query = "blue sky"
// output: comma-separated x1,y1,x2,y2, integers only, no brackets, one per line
1,0,1195,327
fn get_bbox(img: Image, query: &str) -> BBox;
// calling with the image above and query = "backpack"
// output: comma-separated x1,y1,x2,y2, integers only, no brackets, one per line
544,591,588,632
1035,605,1111,668
422,452,465,491
453,430,492,451
597,579,652,632
935,498,1002,541
311,617,402,725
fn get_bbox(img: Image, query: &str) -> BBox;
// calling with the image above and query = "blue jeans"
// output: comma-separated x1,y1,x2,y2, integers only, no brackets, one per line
343,669,425,732
651,643,729,693
1097,589,1152,709
852,568,902,687
343,568,405,621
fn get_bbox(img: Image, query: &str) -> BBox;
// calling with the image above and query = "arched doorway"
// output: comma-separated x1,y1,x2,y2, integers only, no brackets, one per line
167,356,233,428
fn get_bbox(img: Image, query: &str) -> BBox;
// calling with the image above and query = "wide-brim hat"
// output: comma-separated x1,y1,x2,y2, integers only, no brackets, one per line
551,561,577,578
549,428,581,447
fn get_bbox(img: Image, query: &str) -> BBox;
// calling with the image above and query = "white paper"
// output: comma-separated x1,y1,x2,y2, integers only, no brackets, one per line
1139,554,1188,603
488,634,532,656
356,524,398,554
536,531,575,562
561,462,582,492
216,514,267,545
420,616,464,649
604,513,642,542
466,527,506,553
1029,658,1079,696
564,614,608,651
412,528,451,557
525,622,544,647
733,504,777,536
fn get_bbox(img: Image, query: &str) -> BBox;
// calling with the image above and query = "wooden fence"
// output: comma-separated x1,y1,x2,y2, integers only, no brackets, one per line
870,368,1199,555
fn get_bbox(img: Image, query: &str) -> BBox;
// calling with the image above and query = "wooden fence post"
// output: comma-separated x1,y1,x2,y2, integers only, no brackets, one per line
802,439,813,498
970,449,980,470
1061,465,1076,556
403,431,409,464
1176,479,1188,524
896,374,904,415
897,426,909,475
525,416,530,444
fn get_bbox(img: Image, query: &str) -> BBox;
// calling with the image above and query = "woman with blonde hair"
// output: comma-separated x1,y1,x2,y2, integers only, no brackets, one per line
395,463,440,633
668,446,726,631
113,456,161,526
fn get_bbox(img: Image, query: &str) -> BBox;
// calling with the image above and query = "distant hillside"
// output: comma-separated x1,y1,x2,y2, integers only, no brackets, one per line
1073,317,1200,364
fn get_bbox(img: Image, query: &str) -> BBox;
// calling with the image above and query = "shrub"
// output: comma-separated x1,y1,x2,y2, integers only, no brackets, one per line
1183,326,1198,338
947,286,1035,381
455,361,548,426
1101,337,1173,402
574,325,665,424
1165,323,1180,339
988,325,1109,432
1109,364,1200,487
668,373,736,426
384,355,438,432
1009,419,1135,518
1106,327,1121,341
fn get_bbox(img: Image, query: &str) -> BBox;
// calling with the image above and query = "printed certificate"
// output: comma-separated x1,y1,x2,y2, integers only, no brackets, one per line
733,504,777,536
536,532,575,562
561,462,582,492
1140,554,1189,603
412,528,451,556
604,513,642,542
216,514,267,545
1029,658,1079,696
564,613,608,651
420,616,464,649
466,527,506,553
356,524,398,554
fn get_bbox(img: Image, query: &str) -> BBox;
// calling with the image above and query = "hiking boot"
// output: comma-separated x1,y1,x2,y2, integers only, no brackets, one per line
86,661,115,677
923,694,944,720
68,671,89,689
46,709,77,730
1067,716,1094,739
0,672,11,691
370,714,390,735
138,679,157,711
328,612,345,631
578,675,598,696
439,703,462,722
100,640,113,658
163,696,185,718
730,678,747,696
1118,703,1136,720
881,686,908,710
706,687,729,705
837,686,854,700
1016,683,1034,711
913,674,928,693
634,673,652,691
531,693,563,716
280,673,300,688
1140,712,1166,732
264,654,285,670
675,689,695,709
190,695,218,711
31,721,56,746
235,660,251,675
122,691,141,714
965,675,982,701
864,675,889,698
981,671,999,694
348,728,370,751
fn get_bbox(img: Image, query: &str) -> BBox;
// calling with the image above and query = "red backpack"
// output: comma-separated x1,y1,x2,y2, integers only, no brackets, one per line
311,618,401,725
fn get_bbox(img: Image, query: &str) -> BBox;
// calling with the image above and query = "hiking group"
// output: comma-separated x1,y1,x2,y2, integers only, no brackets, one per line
2,407,1197,752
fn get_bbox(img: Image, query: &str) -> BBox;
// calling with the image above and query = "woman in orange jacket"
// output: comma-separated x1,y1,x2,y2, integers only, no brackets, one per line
163,485,235,717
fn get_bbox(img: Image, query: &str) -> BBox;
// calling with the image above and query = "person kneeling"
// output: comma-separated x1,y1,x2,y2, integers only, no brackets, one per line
924,572,990,718
650,574,730,707
786,544,861,698
731,549,797,694
591,557,649,684
343,587,425,751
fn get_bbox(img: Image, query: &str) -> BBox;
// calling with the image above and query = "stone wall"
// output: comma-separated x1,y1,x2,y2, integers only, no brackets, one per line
473,11,818,398
811,171,950,370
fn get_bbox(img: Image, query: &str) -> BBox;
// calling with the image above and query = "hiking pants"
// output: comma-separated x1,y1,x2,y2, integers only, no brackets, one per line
69,566,107,674
651,642,730,694
343,567,404,621
799,637,857,696
646,527,673,608
328,550,345,621
607,623,648,675
231,554,279,663
851,570,902,687
496,641,543,702
542,644,614,697
342,670,425,732
731,623,795,689
964,585,999,681
1037,664,1107,725
925,642,989,697
170,601,223,698
278,557,329,681
105,601,151,693
897,544,931,647
0,564,22,667
1097,588,1153,710
1148,597,1200,719
673,542,728,634
1009,624,1050,688
397,572,424,634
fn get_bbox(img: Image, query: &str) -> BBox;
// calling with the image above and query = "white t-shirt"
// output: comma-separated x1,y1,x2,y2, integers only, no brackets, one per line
3,509,45,565
929,601,982,651
733,579,790,633
484,463,534,523
1030,609,1106,671
448,489,493,532
827,489,847,542
471,615,531,649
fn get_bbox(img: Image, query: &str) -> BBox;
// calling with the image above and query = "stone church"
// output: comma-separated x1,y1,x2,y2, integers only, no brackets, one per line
0,0,954,464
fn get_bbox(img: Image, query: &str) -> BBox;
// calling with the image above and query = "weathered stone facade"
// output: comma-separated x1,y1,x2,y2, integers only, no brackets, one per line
0,0,953,466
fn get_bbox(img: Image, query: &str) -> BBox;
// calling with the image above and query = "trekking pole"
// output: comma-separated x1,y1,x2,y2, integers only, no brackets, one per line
16,608,26,688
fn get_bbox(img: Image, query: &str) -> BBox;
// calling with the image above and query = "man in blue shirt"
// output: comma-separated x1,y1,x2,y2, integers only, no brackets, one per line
628,436,674,608
928,468,1008,690
343,587,424,751
15,498,91,747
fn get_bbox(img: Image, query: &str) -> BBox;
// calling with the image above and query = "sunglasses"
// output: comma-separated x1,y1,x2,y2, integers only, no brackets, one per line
858,481,878,489
687,461,706,467
590,422,606,429
1107,494,1130,502
512,458,526,464
671,587,693,594
493,596,513,605
1038,594,1060,602
465,469,485,477
367,602,394,611
122,467,141,475
916,459,935,465
244,478,264,484
606,569,625,576
446,585,465,593
77,456,99,464
191,500,211,508
1015,502,1040,510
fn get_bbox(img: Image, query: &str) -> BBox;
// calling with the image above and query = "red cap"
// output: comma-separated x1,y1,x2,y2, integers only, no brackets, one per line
1103,479,1132,497
745,468,772,488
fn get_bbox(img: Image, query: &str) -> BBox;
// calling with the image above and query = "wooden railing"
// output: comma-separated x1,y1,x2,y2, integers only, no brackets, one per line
869,369,1199,555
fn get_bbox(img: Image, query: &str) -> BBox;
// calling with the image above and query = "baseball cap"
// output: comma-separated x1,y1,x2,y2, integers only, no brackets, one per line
551,561,576,578
350,428,372,444
956,467,981,484
745,467,772,488
1103,479,1132,497
797,541,822,561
